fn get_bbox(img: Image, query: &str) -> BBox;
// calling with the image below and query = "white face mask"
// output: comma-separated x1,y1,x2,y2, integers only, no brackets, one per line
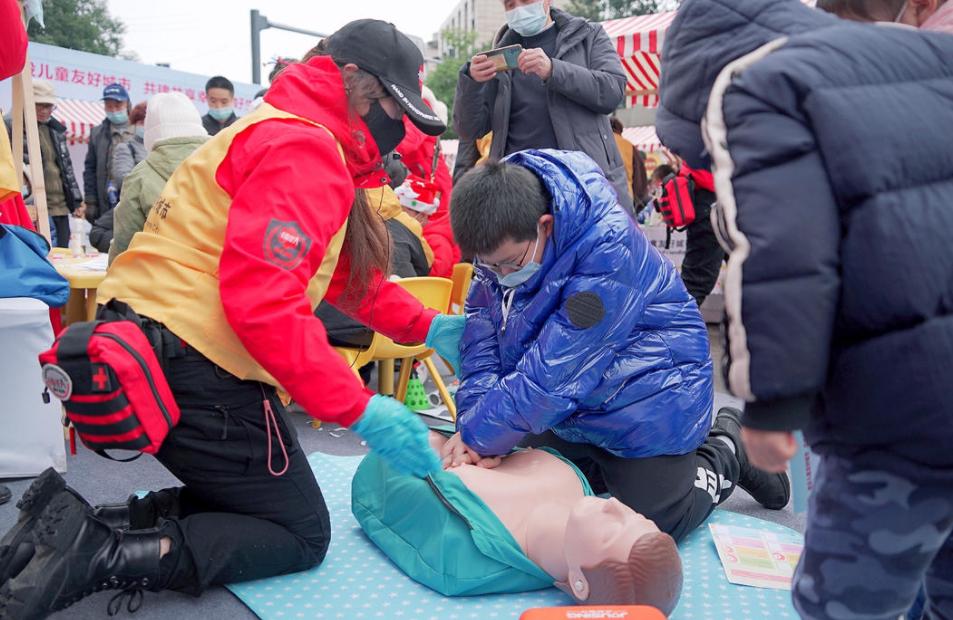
505,1,549,37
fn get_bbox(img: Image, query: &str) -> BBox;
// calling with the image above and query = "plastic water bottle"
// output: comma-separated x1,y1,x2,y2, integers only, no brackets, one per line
69,232,84,257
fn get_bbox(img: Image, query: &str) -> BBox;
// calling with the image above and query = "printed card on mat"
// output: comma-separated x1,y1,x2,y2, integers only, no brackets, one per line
709,524,803,590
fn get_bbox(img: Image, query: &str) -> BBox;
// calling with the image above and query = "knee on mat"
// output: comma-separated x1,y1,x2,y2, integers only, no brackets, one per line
300,514,332,567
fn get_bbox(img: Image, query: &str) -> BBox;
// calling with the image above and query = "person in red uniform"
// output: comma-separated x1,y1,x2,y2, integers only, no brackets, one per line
396,117,461,278
0,20,465,619
0,0,31,229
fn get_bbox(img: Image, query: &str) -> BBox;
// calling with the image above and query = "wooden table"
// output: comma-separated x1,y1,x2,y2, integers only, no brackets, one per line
49,249,107,325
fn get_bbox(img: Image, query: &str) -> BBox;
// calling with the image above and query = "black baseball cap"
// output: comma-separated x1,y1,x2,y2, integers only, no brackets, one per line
327,19,446,136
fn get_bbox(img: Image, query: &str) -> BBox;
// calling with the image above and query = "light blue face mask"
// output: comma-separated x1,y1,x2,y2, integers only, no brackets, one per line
496,235,542,288
135,126,145,139
106,111,128,125
208,106,234,122
505,1,549,37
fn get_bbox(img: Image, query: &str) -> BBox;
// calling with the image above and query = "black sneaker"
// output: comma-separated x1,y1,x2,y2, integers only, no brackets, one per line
711,407,791,510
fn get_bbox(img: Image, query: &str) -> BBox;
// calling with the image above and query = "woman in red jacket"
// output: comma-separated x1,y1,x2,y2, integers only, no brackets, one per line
0,20,464,619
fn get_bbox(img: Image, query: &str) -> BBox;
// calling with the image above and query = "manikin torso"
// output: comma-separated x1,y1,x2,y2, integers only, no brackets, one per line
449,447,584,580
428,432,658,586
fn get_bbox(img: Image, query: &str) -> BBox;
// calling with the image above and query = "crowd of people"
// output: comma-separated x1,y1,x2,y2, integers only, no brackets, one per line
1,0,951,618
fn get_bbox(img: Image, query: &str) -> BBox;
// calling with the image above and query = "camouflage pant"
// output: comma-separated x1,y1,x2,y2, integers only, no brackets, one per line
793,450,953,620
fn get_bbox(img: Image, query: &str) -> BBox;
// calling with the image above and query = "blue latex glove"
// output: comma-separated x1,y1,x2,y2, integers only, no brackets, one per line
352,395,441,477
425,314,466,373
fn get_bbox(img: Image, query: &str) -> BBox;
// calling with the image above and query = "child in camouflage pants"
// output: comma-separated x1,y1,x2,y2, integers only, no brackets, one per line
793,450,953,619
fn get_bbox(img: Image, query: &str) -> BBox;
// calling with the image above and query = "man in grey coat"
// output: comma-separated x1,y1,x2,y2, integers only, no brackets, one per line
453,0,630,207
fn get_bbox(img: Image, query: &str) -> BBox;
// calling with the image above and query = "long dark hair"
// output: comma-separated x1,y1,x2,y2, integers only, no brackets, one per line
300,39,390,308
340,188,390,308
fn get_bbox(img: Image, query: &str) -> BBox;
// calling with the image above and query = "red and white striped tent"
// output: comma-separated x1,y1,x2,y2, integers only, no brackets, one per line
53,98,105,145
621,125,661,152
601,11,676,109
602,1,816,109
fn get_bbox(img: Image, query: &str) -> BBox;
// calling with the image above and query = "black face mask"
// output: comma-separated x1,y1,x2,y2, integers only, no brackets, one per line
361,101,405,157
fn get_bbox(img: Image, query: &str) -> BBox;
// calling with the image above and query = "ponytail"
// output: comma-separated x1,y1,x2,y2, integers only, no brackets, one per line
338,188,390,309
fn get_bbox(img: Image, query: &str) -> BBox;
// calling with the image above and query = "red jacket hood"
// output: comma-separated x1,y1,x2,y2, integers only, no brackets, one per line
264,56,389,188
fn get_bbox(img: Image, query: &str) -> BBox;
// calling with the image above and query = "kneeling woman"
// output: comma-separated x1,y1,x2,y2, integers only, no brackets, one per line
0,21,462,620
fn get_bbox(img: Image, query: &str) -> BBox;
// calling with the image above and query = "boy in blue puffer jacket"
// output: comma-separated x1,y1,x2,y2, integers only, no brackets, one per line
444,150,790,540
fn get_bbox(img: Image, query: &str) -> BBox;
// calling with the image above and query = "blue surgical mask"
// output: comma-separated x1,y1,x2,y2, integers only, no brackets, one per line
208,106,234,122
106,111,128,125
496,236,542,288
135,125,145,139
505,1,549,37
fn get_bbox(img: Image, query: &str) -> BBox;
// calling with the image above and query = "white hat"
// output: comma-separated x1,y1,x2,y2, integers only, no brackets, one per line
143,92,207,152
421,85,448,126
33,80,57,105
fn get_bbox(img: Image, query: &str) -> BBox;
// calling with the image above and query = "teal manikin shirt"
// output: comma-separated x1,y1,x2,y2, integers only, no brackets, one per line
351,443,592,597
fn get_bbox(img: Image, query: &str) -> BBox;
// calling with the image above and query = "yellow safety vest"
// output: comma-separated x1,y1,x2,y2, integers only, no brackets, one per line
98,103,348,386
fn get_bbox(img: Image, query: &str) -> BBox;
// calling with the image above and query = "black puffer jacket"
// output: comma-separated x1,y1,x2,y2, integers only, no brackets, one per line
4,116,83,212
659,0,953,466
453,9,630,205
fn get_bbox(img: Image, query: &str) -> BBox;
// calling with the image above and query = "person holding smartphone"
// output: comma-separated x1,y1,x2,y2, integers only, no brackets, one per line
453,0,633,210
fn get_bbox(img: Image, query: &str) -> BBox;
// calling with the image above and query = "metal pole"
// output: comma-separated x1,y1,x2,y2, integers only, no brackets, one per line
264,20,327,39
251,9,264,84
250,9,326,84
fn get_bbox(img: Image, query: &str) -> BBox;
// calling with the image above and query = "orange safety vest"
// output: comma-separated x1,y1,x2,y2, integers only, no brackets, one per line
98,103,348,387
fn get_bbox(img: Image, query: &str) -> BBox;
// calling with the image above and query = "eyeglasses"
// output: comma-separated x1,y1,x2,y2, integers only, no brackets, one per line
476,237,535,274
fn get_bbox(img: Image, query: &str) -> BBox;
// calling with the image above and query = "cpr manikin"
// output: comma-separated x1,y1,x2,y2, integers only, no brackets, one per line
351,431,682,614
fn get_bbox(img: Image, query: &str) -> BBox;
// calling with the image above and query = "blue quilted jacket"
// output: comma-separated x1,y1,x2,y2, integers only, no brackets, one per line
456,149,713,458
658,0,953,465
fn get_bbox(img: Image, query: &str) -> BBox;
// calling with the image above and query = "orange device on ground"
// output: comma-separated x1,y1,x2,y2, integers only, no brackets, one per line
520,606,667,620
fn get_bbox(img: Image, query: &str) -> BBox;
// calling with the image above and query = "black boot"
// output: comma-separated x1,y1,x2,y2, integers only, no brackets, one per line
0,469,66,585
92,499,135,530
710,407,791,510
0,469,135,587
0,492,161,620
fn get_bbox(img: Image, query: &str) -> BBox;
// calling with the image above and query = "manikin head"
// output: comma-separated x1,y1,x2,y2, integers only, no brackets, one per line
558,496,683,615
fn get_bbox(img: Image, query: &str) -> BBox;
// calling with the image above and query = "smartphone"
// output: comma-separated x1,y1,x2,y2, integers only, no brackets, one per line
482,44,523,72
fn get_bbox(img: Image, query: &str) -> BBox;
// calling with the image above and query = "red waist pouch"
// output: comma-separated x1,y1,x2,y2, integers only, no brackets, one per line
38,320,180,458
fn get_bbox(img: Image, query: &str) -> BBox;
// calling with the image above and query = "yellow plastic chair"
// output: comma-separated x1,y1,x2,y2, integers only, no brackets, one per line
333,277,457,420
449,262,474,315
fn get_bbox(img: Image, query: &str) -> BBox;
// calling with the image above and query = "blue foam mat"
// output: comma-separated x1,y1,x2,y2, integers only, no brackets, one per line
225,453,801,619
